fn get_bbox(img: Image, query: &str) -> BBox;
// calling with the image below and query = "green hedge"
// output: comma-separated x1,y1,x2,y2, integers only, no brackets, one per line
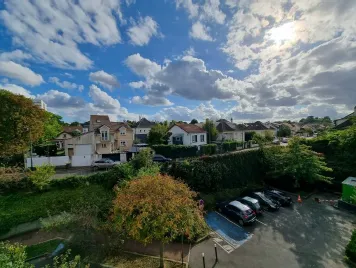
0,184,113,235
200,144,217,155
222,141,243,152
346,230,356,264
152,145,198,158
169,150,265,193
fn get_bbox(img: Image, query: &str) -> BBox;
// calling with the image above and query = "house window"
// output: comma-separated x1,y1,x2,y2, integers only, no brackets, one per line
120,141,126,146
144,130,146,133
192,135,197,143
120,128,126,135
140,130,142,133
96,119,101,123
63,134,66,138
200,134,205,142
101,131,108,141
101,143,106,148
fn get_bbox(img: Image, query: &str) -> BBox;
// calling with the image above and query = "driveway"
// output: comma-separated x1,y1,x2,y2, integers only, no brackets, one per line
189,193,356,268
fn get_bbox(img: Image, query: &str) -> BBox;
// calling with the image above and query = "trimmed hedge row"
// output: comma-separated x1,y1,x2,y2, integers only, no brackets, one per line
200,144,217,155
222,141,243,152
152,145,198,159
346,230,356,264
169,150,265,193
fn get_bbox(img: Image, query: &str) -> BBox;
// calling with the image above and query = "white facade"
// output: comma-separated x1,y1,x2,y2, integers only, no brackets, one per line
168,126,207,146
26,156,69,168
217,131,245,141
134,127,151,135
33,99,47,111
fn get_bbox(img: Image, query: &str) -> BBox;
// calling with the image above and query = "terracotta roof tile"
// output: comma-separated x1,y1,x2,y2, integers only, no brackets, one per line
174,123,206,133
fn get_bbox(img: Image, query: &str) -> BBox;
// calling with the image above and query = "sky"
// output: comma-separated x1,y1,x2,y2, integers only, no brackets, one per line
0,0,355,123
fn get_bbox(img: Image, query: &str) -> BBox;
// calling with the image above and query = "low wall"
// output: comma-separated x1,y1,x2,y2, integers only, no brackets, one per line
26,156,69,168
338,200,356,213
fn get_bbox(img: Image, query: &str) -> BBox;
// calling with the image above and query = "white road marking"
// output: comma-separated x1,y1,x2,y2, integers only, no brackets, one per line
215,211,245,230
256,219,268,226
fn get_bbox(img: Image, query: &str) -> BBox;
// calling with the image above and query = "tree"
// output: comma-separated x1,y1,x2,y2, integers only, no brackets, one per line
264,131,274,142
38,112,63,143
265,137,332,187
203,119,218,143
0,241,31,268
0,90,46,157
190,119,198,124
112,174,206,268
147,124,170,145
277,125,291,137
69,121,80,126
28,164,55,189
130,148,154,170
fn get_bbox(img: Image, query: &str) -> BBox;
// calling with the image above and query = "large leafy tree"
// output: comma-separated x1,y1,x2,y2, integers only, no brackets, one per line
190,119,198,124
277,125,291,137
265,137,332,187
38,112,63,143
203,119,218,143
0,90,46,157
113,174,206,268
147,124,170,145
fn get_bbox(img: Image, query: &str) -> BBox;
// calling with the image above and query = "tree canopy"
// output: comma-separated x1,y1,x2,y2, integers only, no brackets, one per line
112,174,206,267
203,119,218,143
277,125,291,137
190,119,198,124
299,116,332,125
0,90,47,157
147,124,170,145
37,112,63,143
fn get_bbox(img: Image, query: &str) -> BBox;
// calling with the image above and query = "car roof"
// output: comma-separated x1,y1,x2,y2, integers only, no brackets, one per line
154,154,164,157
242,196,258,203
229,201,250,211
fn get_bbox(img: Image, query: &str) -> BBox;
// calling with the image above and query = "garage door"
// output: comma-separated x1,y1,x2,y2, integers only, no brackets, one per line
75,144,92,156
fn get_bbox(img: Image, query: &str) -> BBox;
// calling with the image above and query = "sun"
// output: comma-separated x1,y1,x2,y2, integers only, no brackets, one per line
267,22,296,45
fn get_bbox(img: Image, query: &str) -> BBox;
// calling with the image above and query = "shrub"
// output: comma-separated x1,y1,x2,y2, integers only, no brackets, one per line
200,144,217,155
0,241,30,268
130,148,153,170
222,141,243,152
152,144,198,158
28,164,55,190
346,230,356,264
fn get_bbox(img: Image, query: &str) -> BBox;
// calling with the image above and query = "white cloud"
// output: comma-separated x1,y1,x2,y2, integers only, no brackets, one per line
190,21,213,41
89,70,120,91
37,90,85,108
0,61,43,86
183,47,196,56
175,0,199,18
125,53,161,78
89,84,121,110
64,73,74,79
0,0,123,69
49,77,79,90
0,50,32,62
78,85,84,92
131,95,173,106
0,83,34,98
127,16,160,46
201,0,226,24
129,81,146,89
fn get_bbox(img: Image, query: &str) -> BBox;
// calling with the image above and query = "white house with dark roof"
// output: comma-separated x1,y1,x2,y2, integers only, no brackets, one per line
168,123,207,146
215,119,246,142
334,106,356,129
133,117,156,143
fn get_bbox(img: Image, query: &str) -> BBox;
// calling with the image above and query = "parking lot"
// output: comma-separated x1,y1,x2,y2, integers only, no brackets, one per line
189,193,356,268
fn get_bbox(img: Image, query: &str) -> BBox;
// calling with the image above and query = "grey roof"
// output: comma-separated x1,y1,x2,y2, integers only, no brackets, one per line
136,118,156,128
242,196,258,204
216,121,246,132
342,177,356,187
244,121,270,131
229,200,250,211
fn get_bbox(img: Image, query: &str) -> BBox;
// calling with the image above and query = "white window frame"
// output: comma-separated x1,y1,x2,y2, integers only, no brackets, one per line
200,134,205,142
101,130,108,141
120,141,127,146
192,135,197,143
120,128,126,135
101,143,107,148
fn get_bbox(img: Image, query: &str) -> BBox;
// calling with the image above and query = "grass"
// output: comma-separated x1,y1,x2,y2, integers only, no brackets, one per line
25,239,63,259
0,185,113,235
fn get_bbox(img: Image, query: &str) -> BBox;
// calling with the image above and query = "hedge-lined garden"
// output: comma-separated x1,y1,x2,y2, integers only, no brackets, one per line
151,144,198,158
222,141,243,152
346,230,356,265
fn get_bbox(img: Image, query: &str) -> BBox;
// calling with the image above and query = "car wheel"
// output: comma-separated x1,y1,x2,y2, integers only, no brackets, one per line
238,219,244,226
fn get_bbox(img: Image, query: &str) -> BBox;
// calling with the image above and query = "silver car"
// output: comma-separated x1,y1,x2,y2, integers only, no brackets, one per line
91,158,119,169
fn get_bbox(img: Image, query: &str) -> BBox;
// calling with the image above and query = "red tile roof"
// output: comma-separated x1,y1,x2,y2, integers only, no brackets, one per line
174,123,206,133
62,126,83,133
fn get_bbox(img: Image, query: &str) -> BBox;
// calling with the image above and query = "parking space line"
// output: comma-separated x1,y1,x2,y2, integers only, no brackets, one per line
215,211,246,230
211,232,235,254
256,219,268,226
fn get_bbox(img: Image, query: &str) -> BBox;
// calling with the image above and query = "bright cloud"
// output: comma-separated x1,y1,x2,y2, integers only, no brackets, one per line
49,77,82,91
89,70,120,91
0,61,43,86
190,21,213,41
127,16,160,46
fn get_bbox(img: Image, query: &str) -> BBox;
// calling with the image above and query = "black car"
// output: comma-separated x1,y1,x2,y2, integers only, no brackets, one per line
237,196,263,216
248,192,280,211
264,190,292,206
216,200,256,226
152,154,172,162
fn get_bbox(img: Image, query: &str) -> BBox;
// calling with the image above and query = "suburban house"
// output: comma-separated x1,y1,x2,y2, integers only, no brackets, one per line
54,125,83,149
110,122,134,152
244,121,276,140
215,119,246,142
334,106,356,129
168,123,207,147
133,117,156,143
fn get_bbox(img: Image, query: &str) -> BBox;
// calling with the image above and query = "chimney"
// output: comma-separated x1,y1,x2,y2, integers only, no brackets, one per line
231,117,233,123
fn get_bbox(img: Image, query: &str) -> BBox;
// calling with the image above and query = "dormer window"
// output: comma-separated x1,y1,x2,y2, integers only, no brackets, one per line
101,130,108,141
96,119,101,123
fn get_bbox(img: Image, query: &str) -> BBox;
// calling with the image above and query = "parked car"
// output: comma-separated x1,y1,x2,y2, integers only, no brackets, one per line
247,192,280,211
282,137,289,143
152,154,172,163
264,190,292,206
91,158,119,169
272,139,280,145
237,196,263,216
216,200,256,226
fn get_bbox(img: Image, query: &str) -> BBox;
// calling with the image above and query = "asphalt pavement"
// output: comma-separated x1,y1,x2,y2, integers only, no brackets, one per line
189,193,356,268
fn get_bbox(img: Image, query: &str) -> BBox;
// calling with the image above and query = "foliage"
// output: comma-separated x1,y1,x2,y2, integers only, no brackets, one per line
112,174,207,267
190,119,198,124
46,250,88,268
299,115,332,125
130,148,153,170
69,122,81,126
136,164,160,177
152,144,198,159
264,137,332,187
38,112,63,144
0,241,31,268
222,141,243,152
28,164,55,190
202,119,218,143
0,90,47,157
169,150,265,193
25,239,62,259
200,144,217,155
147,124,170,145
33,143,57,157
264,131,274,142
0,185,113,234
252,133,266,145
0,154,24,167
277,125,291,137
345,230,356,264
70,131,81,137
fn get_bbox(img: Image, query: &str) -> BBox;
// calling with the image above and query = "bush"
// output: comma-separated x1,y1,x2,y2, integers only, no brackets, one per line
152,145,198,158
0,167,34,194
130,148,153,170
28,164,55,190
200,144,217,155
169,150,265,193
222,141,243,152
346,230,356,264
0,241,30,268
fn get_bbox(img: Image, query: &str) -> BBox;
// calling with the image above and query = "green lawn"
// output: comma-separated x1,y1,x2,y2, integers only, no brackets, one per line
0,185,113,235
25,239,63,259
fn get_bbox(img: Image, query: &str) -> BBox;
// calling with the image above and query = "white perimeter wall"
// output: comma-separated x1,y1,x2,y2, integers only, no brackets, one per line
26,156,69,168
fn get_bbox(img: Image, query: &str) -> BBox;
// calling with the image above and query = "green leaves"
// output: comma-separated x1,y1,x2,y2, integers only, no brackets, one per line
152,145,198,158
0,242,31,268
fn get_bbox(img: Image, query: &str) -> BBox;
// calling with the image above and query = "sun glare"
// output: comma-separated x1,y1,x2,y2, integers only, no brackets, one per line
267,22,296,44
